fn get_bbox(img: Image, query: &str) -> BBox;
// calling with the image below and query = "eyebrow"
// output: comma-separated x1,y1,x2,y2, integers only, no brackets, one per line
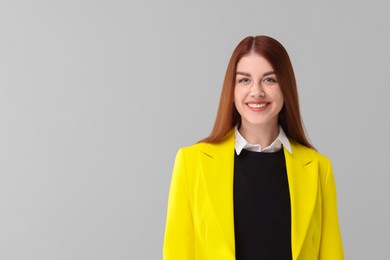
236,71,276,77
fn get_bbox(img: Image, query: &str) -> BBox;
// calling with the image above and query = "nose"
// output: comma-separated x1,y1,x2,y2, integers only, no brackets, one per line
249,82,265,98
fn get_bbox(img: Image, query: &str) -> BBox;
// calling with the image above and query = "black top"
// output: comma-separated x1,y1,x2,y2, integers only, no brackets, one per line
234,148,292,260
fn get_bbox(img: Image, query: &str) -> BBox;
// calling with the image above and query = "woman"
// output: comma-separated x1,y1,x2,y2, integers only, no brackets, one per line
163,35,344,259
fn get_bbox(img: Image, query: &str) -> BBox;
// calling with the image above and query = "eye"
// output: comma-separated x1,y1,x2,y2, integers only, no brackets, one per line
237,77,251,84
262,77,278,84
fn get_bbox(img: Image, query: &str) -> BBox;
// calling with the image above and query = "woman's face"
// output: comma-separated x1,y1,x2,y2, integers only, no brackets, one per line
234,53,284,130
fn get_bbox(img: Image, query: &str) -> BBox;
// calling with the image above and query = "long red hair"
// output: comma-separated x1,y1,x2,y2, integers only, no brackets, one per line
199,35,314,149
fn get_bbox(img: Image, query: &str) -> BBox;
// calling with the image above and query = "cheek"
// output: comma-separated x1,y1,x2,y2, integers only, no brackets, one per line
233,87,240,104
233,88,244,113
278,93,284,105
274,87,284,104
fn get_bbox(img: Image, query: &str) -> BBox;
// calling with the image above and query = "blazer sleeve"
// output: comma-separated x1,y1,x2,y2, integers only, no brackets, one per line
163,148,195,260
319,159,344,259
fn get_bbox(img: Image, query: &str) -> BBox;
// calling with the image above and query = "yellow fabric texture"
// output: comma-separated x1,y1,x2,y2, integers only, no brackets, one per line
163,131,344,260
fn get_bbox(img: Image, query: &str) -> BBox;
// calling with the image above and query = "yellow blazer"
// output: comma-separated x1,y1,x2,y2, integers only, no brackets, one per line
163,131,344,259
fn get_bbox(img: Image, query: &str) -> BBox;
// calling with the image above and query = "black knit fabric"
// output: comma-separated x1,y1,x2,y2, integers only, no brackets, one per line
234,148,292,260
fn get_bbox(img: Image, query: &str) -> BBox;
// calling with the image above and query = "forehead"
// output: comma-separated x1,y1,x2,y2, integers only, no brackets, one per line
236,53,274,73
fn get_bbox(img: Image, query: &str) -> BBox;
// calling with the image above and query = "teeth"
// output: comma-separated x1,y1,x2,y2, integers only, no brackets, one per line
248,103,266,108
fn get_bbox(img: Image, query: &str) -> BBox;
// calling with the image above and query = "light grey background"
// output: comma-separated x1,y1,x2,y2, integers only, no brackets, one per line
0,0,388,259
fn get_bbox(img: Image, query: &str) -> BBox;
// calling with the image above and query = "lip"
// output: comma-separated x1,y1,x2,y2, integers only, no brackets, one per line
245,101,270,111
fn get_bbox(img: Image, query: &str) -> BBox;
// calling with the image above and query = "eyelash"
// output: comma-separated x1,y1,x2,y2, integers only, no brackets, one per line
237,77,277,84
263,77,277,83
238,78,250,83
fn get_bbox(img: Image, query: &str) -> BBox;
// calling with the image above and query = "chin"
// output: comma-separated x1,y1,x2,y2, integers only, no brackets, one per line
242,119,278,129
241,113,279,125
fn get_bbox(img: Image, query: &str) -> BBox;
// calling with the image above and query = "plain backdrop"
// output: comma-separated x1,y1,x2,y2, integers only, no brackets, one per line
1,0,389,259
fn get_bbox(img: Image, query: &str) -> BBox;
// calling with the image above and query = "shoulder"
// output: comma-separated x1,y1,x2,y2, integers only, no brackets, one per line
290,139,331,165
175,142,208,161
173,142,209,167
289,140,334,187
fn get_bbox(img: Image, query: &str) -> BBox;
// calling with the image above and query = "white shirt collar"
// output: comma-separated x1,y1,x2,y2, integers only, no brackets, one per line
234,126,292,155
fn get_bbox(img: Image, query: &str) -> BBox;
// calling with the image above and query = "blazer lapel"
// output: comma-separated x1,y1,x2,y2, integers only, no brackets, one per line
284,144,319,259
200,132,236,254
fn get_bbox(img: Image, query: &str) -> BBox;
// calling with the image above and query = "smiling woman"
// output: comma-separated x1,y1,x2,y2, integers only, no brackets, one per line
163,35,344,260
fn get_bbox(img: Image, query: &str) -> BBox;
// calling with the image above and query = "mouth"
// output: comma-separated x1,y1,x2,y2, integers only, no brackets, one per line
247,103,267,108
246,101,270,110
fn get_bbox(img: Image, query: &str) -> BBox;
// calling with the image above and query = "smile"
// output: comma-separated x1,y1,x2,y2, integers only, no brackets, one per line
247,103,267,108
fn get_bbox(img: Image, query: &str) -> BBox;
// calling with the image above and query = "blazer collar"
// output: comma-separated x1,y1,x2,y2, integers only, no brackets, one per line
199,130,319,259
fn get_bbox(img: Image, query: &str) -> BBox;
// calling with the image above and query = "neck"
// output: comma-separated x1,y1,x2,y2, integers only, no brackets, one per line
238,122,279,148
